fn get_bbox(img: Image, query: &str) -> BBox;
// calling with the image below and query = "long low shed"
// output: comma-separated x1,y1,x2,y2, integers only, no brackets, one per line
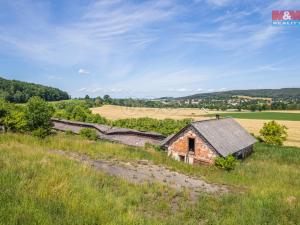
51,118,166,147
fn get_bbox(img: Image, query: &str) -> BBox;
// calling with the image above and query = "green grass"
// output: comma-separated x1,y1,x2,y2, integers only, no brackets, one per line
206,112,300,121
0,132,300,225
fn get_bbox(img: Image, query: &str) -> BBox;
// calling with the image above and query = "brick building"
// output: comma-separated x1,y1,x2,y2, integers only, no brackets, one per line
163,118,256,165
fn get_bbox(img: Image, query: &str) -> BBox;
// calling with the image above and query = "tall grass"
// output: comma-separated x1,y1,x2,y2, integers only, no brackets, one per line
0,132,299,224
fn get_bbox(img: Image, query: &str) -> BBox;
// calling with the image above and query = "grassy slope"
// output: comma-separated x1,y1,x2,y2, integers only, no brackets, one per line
206,112,300,121
0,133,300,225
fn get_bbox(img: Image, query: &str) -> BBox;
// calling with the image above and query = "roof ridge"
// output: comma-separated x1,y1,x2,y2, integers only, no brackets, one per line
192,117,232,124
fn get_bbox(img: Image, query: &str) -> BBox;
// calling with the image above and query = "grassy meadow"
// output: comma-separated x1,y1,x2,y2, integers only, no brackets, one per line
0,132,300,225
205,112,300,121
91,105,300,147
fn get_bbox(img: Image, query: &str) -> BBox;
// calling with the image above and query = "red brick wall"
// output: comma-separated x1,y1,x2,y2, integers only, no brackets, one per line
167,127,217,165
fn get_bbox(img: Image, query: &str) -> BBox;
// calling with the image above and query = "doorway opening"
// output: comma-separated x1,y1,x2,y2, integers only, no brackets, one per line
188,138,195,152
179,155,185,162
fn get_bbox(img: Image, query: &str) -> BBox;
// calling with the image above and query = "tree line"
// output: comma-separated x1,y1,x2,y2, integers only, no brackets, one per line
77,94,300,111
0,77,70,103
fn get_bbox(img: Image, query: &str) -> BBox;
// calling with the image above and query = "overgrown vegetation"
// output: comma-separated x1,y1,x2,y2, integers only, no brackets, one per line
79,128,98,141
259,121,288,146
214,155,236,171
52,100,191,136
0,77,69,103
0,133,299,225
0,97,54,138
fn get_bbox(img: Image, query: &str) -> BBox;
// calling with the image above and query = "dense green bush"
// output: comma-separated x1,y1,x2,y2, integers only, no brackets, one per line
53,100,109,124
112,117,191,136
259,120,288,146
79,128,98,141
1,97,54,138
215,155,236,171
3,110,27,132
24,96,54,136
65,130,75,136
32,127,50,139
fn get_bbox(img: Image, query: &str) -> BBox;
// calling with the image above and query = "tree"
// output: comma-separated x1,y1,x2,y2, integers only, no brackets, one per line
0,99,9,125
24,96,54,136
103,95,112,104
94,97,103,106
259,121,288,146
3,110,27,132
71,105,88,121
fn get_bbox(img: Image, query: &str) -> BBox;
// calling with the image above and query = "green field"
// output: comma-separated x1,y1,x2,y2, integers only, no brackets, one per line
206,112,300,121
0,133,300,225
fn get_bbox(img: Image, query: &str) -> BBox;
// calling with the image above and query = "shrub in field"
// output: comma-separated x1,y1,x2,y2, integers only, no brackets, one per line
65,129,75,135
215,155,236,171
144,143,162,151
79,128,98,141
0,99,9,125
3,110,27,132
32,127,50,139
259,120,288,146
24,96,54,136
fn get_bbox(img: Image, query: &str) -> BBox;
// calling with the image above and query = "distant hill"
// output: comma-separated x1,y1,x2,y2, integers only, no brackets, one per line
175,88,300,100
0,77,70,103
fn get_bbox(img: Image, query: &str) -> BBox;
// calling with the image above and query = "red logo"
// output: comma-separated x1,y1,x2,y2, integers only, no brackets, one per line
272,10,300,20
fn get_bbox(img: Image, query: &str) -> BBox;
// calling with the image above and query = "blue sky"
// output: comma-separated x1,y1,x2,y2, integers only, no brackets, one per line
0,0,300,98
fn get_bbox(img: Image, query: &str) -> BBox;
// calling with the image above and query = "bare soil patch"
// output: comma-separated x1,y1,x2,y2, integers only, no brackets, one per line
49,149,228,201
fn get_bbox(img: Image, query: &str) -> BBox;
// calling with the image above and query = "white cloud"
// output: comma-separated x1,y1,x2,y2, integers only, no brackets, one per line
176,88,189,92
78,68,90,75
47,75,63,80
269,0,300,9
194,88,203,92
206,0,233,6
194,0,233,7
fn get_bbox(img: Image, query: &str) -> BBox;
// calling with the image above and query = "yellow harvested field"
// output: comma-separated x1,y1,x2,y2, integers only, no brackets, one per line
91,105,215,120
236,119,300,147
266,110,300,113
91,105,300,147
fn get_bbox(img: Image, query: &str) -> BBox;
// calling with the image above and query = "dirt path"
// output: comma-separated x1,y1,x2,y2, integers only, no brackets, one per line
49,149,228,201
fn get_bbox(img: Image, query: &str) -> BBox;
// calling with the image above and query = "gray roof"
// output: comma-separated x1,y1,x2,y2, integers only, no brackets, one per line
51,118,165,139
191,118,256,157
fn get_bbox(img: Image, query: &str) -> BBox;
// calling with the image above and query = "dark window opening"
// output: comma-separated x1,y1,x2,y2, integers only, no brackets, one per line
179,155,185,162
188,138,195,152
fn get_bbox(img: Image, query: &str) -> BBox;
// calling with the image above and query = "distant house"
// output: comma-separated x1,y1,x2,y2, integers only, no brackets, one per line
163,117,256,165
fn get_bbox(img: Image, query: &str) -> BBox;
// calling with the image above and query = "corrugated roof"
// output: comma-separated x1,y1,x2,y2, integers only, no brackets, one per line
191,118,256,157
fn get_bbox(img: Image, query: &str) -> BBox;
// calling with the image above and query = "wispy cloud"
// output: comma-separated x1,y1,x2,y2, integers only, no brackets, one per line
78,69,90,75
0,0,180,66
194,0,233,7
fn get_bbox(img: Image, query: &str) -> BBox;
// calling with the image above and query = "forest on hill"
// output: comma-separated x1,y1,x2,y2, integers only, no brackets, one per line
177,88,300,100
0,77,70,103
